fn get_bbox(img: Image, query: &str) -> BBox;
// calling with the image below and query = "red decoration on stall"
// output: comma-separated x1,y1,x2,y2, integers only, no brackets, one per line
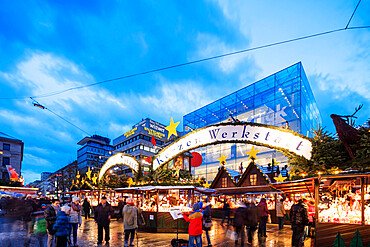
190,152,202,167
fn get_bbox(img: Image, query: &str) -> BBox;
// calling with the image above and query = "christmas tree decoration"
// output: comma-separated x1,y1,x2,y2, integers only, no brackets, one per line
333,232,345,247
274,173,287,183
217,153,228,165
246,146,260,161
86,167,92,180
165,117,180,139
349,229,363,247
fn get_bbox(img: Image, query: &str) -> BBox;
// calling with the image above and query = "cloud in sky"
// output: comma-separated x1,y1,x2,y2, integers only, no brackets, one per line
0,0,369,183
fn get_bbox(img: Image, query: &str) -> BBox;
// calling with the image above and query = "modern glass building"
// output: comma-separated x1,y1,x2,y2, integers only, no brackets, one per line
183,62,321,182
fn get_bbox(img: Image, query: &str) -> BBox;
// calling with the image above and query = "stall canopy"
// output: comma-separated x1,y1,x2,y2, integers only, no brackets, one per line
270,177,315,194
115,186,217,194
213,185,281,195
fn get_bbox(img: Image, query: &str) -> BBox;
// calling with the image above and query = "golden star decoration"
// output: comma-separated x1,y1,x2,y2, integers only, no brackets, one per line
81,177,85,184
76,171,81,180
86,167,92,180
165,117,180,139
173,169,180,178
217,153,228,165
127,178,135,187
274,173,287,183
246,146,260,161
203,181,211,188
91,174,98,184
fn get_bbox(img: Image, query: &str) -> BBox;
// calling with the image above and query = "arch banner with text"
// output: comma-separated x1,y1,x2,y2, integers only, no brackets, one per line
98,153,140,181
153,122,312,170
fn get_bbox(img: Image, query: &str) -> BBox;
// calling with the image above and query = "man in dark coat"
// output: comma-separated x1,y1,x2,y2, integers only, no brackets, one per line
44,198,60,247
245,200,258,245
82,198,91,219
290,198,309,247
94,196,113,245
233,202,247,246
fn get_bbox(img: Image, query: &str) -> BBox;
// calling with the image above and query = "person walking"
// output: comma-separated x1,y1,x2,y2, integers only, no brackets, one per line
69,197,82,247
289,198,309,247
233,202,247,246
95,196,113,245
183,202,203,247
122,198,138,247
44,198,60,247
221,199,230,226
245,200,258,245
82,198,91,220
53,205,71,247
276,198,286,230
202,199,212,247
257,198,269,238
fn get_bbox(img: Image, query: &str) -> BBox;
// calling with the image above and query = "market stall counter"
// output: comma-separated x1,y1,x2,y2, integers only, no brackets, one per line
115,186,215,233
271,173,370,246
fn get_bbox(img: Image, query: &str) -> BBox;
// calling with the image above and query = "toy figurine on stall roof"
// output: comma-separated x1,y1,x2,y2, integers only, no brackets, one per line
330,104,363,159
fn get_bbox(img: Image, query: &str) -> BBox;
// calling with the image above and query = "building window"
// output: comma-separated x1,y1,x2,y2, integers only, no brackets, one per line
3,144,10,151
221,177,227,188
3,157,10,166
249,174,257,186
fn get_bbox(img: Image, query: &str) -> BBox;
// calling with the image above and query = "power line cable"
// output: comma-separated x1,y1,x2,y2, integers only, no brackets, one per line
30,97,91,136
345,0,362,29
0,25,369,100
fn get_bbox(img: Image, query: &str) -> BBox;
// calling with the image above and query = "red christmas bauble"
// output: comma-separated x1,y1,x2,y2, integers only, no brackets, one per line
191,152,202,167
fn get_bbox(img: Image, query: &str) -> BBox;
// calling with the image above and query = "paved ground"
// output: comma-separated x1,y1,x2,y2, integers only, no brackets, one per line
0,216,313,247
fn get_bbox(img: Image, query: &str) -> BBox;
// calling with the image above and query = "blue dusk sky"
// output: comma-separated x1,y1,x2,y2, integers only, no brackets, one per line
0,1,369,183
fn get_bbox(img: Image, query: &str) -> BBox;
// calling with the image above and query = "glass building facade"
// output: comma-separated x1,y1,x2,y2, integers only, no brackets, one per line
183,62,321,182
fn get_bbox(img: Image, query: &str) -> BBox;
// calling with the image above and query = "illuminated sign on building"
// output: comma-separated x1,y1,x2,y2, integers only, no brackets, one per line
153,122,312,170
124,127,137,138
144,127,165,139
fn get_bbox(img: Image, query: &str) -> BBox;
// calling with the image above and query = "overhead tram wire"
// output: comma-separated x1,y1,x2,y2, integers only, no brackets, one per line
0,24,369,101
345,0,362,29
30,97,91,136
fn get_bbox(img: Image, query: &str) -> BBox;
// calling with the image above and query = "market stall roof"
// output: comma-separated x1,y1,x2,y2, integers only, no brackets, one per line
213,185,280,195
115,186,216,194
61,189,115,194
270,177,315,194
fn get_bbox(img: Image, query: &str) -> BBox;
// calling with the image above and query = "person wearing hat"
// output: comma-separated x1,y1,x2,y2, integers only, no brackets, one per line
182,201,203,247
289,198,309,247
94,196,113,245
69,197,82,247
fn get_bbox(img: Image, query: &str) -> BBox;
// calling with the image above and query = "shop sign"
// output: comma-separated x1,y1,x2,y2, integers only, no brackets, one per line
153,122,312,170
124,127,137,138
98,153,140,181
144,127,165,139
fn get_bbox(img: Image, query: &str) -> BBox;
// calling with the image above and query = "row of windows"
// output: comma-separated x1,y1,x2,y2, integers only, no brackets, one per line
120,144,157,154
114,135,163,150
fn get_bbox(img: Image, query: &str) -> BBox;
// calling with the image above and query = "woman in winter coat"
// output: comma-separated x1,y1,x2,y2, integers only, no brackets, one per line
276,198,286,230
183,202,203,247
122,198,138,247
53,206,71,247
202,199,212,247
69,197,82,247
257,198,269,237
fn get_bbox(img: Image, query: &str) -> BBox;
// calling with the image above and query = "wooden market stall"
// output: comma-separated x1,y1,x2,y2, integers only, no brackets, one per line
271,173,370,246
115,186,215,233
62,189,118,206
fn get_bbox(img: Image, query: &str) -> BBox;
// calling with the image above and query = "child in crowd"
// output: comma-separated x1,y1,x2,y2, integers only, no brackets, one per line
53,205,71,247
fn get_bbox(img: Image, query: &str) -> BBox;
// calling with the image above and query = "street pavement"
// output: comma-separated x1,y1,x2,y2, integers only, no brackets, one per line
0,216,313,247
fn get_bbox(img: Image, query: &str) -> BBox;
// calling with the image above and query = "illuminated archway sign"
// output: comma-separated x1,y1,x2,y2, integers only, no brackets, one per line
98,153,140,181
153,122,312,170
